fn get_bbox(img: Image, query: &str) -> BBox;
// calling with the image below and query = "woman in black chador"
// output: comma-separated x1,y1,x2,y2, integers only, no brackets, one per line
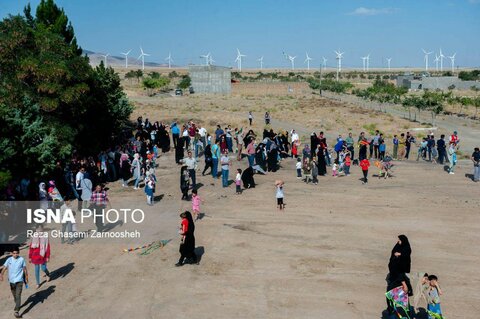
176,211,198,266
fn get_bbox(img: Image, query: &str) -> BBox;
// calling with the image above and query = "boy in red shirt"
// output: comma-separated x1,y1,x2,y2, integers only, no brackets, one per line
360,158,370,184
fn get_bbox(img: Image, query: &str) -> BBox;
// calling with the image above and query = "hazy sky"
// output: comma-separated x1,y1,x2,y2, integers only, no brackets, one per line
1,0,480,69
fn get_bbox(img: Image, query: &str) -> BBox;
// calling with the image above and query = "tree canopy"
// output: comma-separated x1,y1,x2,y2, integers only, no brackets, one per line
0,0,132,179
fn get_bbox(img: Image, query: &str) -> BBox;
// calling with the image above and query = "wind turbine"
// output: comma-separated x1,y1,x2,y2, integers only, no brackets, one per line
439,49,445,72
258,56,264,70
235,49,246,71
434,54,440,71
386,58,392,71
137,47,150,70
165,52,173,69
334,50,345,81
422,49,432,71
288,55,296,70
366,54,370,72
322,57,327,71
200,52,210,66
120,50,131,68
208,54,215,65
448,53,456,73
361,56,367,71
304,52,313,70
100,53,109,67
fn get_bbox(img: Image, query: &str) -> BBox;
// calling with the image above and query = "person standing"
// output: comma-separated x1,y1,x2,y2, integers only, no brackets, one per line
198,125,207,150
398,133,406,160
437,134,447,165
346,132,355,161
90,184,111,232
235,128,244,160
29,226,51,289
211,140,221,179
175,211,197,267
202,144,213,176
447,143,457,174
264,112,271,125
275,180,285,211
360,158,370,184
449,130,459,147
246,138,256,167
220,150,231,187
427,135,435,162
131,153,142,190
471,147,480,182
0,248,28,318
248,111,253,126
392,135,399,160
405,132,413,160
75,166,85,210
373,130,380,159
180,151,198,189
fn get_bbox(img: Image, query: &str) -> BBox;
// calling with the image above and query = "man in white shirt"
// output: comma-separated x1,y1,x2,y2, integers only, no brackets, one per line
198,126,207,149
181,151,198,189
291,129,299,144
75,166,85,210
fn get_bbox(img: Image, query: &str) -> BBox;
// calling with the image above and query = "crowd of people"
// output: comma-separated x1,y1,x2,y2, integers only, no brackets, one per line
2,110,478,318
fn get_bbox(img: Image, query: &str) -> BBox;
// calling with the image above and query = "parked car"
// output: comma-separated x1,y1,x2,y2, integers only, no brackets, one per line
189,86,195,94
175,89,183,96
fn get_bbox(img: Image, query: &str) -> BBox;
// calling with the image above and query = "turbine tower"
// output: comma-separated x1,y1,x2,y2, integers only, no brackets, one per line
439,49,445,72
100,53,109,67
322,57,327,71
448,53,456,73
334,50,345,81
200,52,210,66
366,54,370,72
235,49,246,71
258,56,264,70
434,54,440,71
386,58,392,71
137,47,150,70
361,56,367,71
120,50,131,69
165,52,173,69
288,55,297,70
422,49,432,71
304,52,313,70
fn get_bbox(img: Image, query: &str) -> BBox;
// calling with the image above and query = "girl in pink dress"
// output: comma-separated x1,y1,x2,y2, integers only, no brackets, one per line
191,189,203,221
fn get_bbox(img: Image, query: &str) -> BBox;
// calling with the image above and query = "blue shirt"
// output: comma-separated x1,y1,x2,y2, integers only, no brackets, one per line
3,256,26,284
171,125,180,135
211,144,220,159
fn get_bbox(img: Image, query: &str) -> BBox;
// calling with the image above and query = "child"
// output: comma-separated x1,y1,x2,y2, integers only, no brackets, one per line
295,158,302,178
431,146,438,164
302,158,312,184
332,162,338,177
426,275,443,319
275,180,285,211
144,173,155,206
360,158,370,184
344,154,351,176
191,189,203,221
379,140,386,160
235,169,242,194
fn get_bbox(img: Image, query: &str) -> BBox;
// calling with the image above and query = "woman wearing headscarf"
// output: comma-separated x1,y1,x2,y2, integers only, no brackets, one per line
175,134,185,164
310,132,318,159
255,143,267,172
202,144,213,176
241,166,255,189
29,225,51,288
388,235,411,275
180,166,190,200
386,235,413,315
131,153,142,190
176,211,197,266
267,142,278,172
39,182,48,210
119,153,131,187
316,145,327,176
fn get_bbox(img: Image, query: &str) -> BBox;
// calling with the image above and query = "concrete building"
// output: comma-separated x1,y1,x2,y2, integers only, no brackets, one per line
396,75,480,91
188,65,231,94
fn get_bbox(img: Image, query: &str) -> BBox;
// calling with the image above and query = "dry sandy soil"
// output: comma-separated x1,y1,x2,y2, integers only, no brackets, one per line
1,83,479,319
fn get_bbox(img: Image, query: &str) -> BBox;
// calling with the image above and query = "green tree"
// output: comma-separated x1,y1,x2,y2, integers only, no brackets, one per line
178,75,191,90
142,76,170,96
0,1,132,178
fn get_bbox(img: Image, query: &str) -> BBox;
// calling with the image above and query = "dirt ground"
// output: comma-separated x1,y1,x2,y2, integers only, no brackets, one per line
1,84,479,319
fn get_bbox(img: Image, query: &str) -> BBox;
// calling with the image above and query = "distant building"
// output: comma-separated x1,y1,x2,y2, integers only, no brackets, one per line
396,75,480,90
188,65,231,94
